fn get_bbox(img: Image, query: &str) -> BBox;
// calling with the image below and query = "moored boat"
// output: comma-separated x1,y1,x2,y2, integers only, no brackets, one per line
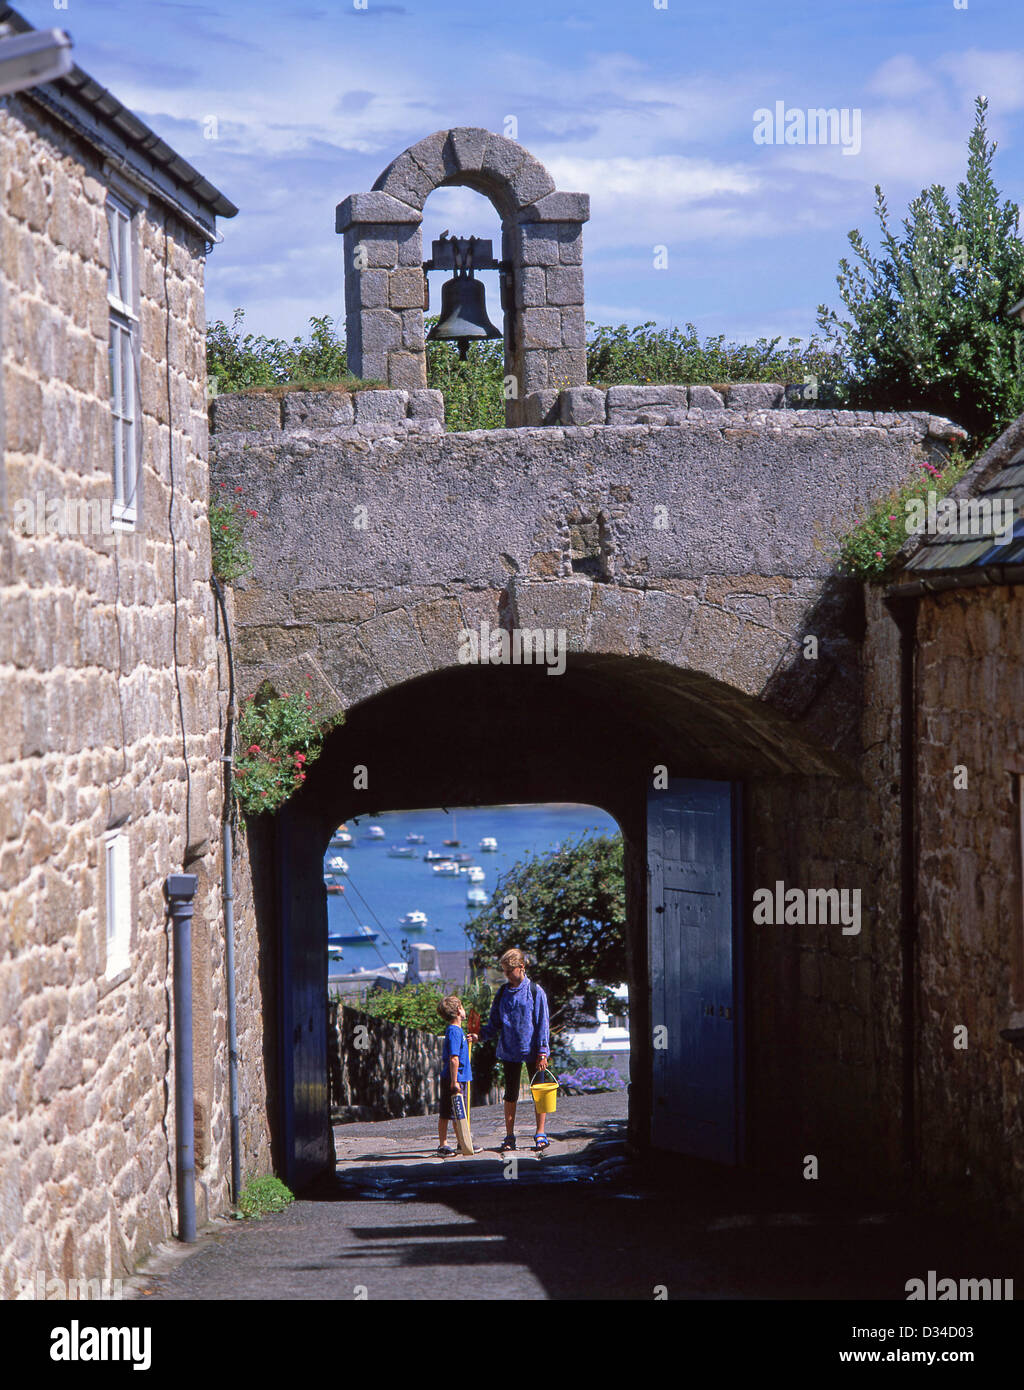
329,825,352,847
331,923,379,943
466,886,488,906
466,866,485,882
325,855,348,873
400,910,428,931
367,825,385,839
387,845,416,858
431,860,460,876
323,874,346,894
405,833,425,844
479,837,498,852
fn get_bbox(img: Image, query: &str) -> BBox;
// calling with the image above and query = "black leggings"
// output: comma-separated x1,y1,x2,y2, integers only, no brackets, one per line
501,1056,541,1104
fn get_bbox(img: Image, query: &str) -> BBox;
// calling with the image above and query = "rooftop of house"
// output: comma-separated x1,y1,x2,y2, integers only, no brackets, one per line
1,3,237,235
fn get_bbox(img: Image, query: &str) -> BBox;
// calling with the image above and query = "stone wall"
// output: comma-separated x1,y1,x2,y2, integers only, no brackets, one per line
0,94,271,1298
913,585,1024,1221
328,1002,451,1119
745,586,905,1196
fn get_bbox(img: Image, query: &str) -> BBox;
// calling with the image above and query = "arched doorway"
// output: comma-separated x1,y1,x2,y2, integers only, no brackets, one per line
255,654,835,1189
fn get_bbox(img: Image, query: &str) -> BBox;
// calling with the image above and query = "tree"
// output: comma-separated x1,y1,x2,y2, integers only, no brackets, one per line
464,831,626,1030
817,97,1024,446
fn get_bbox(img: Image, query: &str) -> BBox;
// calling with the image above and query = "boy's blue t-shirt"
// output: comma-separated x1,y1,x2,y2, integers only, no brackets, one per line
442,1024,471,1083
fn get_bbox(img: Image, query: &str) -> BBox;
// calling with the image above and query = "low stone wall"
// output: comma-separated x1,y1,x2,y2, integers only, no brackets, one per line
209,387,445,439
328,1003,499,1119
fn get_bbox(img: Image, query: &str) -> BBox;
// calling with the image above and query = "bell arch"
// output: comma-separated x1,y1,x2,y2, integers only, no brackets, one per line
336,127,590,422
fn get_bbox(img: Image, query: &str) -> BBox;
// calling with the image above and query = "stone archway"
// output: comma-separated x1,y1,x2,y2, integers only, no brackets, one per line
336,127,590,419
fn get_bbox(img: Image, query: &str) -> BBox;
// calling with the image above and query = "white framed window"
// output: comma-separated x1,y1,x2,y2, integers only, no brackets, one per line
104,826,131,979
106,195,140,529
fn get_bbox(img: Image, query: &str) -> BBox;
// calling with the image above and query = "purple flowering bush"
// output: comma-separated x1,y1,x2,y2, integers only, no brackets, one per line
556,1066,626,1094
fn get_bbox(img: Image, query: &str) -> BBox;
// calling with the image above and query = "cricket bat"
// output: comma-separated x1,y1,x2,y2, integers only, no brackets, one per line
451,1021,476,1156
452,1088,473,1156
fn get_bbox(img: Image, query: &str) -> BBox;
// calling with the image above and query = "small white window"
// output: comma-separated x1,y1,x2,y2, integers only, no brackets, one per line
104,827,131,978
106,196,139,528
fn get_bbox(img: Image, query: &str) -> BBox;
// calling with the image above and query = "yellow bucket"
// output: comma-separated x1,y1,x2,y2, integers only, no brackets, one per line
530,1069,559,1114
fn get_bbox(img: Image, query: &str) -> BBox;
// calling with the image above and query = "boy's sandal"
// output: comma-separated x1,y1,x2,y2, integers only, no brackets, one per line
533,1133,550,1148
499,1134,516,1151
436,1145,455,1157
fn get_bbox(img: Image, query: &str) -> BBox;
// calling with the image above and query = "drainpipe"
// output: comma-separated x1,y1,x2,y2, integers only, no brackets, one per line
884,592,919,1184
211,574,241,1206
164,873,198,1242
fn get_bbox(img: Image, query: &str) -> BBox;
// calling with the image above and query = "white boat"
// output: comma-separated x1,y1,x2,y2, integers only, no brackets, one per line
479,837,498,852
405,833,425,844
400,910,428,931
431,860,460,876
329,826,352,847
367,825,385,839
327,944,344,962
387,844,416,858
423,850,449,862
325,855,348,874
466,886,488,906
323,874,346,895
466,866,485,882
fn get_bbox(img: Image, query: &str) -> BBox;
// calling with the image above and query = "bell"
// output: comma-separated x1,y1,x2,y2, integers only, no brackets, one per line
427,269,502,360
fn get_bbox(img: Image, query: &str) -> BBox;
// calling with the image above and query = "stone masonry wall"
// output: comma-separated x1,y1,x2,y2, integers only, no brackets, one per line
914,585,1024,1222
746,586,905,1197
0,94,270,1298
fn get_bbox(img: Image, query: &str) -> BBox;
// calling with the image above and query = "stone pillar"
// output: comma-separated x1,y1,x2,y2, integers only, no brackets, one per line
335,192,426,390
506,192,589,424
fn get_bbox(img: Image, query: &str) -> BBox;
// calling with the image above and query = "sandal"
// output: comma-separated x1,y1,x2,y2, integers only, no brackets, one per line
436,1145,455,1157
499,1134,516,1152
533,1133,550,1149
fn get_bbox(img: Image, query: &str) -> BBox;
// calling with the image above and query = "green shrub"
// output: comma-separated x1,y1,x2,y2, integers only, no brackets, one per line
817,97,1024,448
237,1175,294,1218
358,982,449,1033
586,321,845,391
425,327,505,431
207,309,368,393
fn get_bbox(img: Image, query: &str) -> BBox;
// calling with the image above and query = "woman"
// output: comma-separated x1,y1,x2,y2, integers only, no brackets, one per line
478,948,551,1150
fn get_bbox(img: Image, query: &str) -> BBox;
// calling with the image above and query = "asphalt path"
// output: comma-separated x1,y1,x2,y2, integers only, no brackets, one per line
128,1091,1024,1302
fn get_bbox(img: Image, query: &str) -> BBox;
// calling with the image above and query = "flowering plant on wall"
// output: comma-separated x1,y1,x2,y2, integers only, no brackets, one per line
234,681,343,815
210,483,257,583
835,446,971,579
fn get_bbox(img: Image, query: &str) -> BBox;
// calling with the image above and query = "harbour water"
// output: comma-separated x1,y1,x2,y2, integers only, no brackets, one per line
326,802,620,971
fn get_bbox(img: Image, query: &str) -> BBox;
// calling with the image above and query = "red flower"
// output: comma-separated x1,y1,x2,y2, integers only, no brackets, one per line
248,743,261,754
247,509,258,518
294,753,307,765
219,482,227,489
235,486,243,493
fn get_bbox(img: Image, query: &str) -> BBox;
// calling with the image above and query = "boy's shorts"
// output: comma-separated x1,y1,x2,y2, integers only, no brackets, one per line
439,1076,468,1120
500,1055,542,1103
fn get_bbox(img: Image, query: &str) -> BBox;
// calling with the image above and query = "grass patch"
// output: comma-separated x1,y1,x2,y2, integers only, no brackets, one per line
237,1175,294,1219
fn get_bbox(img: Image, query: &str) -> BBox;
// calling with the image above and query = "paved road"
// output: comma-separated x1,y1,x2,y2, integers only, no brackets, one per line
129,1092,1024,1301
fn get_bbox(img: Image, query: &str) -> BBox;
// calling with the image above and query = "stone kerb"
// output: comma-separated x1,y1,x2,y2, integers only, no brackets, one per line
338,128,589,419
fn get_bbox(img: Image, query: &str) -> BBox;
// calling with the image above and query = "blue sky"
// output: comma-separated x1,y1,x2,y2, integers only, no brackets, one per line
25,0,1024,345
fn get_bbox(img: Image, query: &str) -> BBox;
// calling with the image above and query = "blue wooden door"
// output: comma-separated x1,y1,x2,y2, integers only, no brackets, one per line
648,779,741,1164
278,806,332,1190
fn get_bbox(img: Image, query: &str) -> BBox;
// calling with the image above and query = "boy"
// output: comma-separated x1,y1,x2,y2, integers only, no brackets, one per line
436,994,474,1156
478,949,551,1151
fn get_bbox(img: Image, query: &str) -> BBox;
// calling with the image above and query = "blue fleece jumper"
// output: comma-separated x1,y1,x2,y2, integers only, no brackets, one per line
480,976,550,1062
